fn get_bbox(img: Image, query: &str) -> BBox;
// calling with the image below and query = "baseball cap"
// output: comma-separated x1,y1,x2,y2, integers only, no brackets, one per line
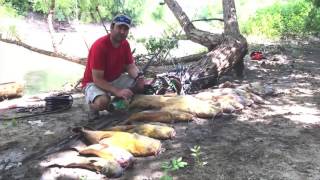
112,14,132,28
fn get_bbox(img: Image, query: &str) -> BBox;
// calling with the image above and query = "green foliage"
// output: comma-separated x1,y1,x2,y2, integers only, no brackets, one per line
4,0,31,15
11,118,17,127
79,175,87,180
122,0,145,24
33,0,77,21
307,0,320,7
2,120,8,127
305,0,320,33
140,29,180,63
306,7,320,33
190,145,208,167
32,0,49,14
160,157,188,180
144,36,178,63
144,36,177,55
151,6,165,22
79,0,146,24
7,24,21,40
281,0,311,36
0,3,19,18
55,0,77,21
2,0,145,23
1,118,18,128
241,0,319,38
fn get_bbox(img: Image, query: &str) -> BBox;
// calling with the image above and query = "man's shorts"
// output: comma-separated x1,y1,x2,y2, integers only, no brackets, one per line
83,74,134,104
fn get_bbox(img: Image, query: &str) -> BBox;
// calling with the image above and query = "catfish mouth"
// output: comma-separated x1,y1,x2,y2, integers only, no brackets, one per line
117,158,134,169
154,143,165,156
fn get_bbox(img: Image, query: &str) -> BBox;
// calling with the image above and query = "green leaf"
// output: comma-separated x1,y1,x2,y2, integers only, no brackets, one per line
178,161,188,168
11,118,17,127
160,175,173,180
161,162,171,170
172,164,179,171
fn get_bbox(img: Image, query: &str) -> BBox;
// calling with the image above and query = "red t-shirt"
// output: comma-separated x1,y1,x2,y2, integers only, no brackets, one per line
82,34,134,88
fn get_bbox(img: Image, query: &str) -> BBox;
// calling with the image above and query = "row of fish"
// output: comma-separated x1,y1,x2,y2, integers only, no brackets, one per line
41,82,274,178
40,124,175,178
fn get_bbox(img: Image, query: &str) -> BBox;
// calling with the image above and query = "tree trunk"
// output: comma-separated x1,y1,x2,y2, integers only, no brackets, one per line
48,0,58,52
164,0,248,93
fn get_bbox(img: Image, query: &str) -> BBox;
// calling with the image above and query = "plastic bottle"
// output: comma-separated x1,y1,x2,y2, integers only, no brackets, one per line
108,97,128,112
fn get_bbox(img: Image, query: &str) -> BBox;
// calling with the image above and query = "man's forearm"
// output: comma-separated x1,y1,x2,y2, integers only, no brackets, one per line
93,78,119,95
126,64,140,79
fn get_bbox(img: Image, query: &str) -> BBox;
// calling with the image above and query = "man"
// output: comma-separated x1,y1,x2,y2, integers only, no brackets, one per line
82,14,144,120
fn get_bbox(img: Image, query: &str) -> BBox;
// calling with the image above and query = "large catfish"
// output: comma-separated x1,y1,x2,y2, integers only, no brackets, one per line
129,95,221,118
76,144,134,168
126,110,193,124
106,123,176,140
73,127,162,157
40,150,124,178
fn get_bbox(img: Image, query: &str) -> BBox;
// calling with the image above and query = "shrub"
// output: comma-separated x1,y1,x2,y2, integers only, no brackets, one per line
241,0,317,38
3,0,31,15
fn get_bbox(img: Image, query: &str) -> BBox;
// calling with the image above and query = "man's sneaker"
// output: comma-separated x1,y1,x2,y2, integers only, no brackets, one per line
88,108,100,121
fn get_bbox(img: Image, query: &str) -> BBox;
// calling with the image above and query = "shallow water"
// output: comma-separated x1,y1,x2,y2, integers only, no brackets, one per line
0,41,84,95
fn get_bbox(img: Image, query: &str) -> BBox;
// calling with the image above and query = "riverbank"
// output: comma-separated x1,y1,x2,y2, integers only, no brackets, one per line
1,40,320,179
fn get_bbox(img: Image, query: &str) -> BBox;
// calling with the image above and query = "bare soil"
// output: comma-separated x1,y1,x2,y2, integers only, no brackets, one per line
1,22,320,179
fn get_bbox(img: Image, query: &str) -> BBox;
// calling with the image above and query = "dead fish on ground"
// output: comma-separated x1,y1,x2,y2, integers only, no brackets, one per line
126,110,193,124
106,123,176,140
73,127,162,157
40,150,123,178
130,95,221,118
76,144,134,169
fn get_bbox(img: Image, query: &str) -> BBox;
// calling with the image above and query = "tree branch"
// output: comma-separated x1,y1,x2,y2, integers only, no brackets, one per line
0,37,87,65
164,0,223,49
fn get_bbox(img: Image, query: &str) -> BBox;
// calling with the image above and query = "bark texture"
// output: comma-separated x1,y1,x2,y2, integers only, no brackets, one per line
164,0,248,92
48,0,58,52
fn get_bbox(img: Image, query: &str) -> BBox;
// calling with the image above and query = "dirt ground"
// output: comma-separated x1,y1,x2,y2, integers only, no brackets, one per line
1,31,320,179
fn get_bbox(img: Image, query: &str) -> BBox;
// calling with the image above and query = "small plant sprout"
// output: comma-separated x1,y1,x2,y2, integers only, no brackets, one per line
79,175,87,180
190,145,208,167
160,157,188,180
11,118,17,127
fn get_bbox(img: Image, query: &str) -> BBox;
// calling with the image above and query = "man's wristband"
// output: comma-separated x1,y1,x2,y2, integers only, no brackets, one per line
135,72,143,80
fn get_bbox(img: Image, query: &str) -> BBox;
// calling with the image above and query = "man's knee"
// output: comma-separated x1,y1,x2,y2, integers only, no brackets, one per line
93,95,111,110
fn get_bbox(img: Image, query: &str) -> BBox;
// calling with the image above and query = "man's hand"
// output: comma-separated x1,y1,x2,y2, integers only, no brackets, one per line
135,76,145,91
115,88,133,99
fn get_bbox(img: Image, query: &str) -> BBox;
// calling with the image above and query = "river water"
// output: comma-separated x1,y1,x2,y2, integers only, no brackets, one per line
0,41,85,95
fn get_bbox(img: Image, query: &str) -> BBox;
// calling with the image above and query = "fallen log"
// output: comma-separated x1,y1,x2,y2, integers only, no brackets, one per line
0,82,24,100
